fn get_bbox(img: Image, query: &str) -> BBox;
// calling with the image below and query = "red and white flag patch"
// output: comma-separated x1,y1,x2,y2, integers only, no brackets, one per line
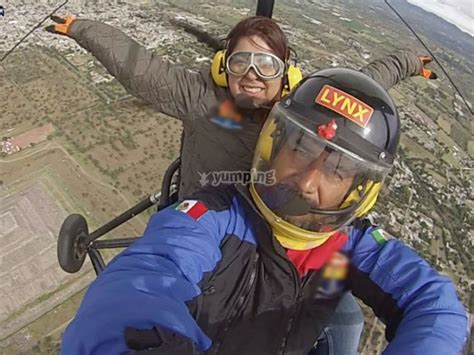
174,200,208,220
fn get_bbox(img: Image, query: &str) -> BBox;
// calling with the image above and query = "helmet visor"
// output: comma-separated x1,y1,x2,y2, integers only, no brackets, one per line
252,104,390,233
226,51,285,80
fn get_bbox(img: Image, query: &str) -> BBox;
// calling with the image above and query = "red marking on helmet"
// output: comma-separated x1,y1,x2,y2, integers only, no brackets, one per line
318,119,338,140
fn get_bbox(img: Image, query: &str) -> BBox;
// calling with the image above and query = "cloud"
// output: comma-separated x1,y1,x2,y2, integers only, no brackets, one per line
407,0,474,36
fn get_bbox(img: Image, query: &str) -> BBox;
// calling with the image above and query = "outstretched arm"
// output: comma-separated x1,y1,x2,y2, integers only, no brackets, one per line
61,201,225,354
346,225,468,355
47,16,210,121
359,50,434,90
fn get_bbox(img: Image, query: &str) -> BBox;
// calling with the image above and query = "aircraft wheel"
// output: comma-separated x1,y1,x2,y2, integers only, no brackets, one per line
57,214,88,273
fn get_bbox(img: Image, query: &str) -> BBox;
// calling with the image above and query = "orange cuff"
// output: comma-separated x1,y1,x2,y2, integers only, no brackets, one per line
55,16,76,35
421,67,432,79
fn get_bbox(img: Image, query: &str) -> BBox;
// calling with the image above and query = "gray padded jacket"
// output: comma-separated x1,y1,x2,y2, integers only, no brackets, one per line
68,19,423,197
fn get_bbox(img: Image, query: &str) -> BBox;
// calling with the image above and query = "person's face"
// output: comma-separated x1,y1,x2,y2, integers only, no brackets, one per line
227,35,283,105
270,135,355,229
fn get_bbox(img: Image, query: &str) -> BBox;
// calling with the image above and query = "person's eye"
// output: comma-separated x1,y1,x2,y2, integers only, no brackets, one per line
322,160,341,179
336,170,350,180
259,66,276,76
233,61,247,69
335,167,356,181
259,61,273,69
293,145,312,159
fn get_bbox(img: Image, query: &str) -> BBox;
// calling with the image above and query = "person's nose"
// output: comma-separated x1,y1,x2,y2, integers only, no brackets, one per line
293,152,329,196
294,164,324,196
245,67,259,80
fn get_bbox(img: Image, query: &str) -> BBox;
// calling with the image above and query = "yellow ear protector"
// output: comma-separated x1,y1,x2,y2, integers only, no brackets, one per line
254,116,381,218
211,50,228,87
282,64,303,96
211,49,303,95
282,47,303,96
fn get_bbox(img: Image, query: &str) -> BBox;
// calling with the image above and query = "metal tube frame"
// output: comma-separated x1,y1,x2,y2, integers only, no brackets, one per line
85,158,181,274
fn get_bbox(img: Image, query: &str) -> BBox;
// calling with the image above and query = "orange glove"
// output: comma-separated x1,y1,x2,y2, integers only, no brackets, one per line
45,15,76,36
419,55,438,79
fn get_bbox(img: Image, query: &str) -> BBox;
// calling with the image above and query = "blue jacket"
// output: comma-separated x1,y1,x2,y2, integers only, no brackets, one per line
61,186,467,354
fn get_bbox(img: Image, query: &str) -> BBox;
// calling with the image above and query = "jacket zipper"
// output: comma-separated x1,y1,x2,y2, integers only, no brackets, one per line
279,267,319,354
214,252,259,353
278,284,302,354
235,186,307,355
236,253,259,313
194,283,217,322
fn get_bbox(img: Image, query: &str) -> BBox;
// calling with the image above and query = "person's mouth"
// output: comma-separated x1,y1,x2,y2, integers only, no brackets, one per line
262,183,319,216
240,85,265,95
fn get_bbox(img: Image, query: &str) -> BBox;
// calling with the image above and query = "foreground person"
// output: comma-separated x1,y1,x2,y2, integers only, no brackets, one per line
61,68,467,354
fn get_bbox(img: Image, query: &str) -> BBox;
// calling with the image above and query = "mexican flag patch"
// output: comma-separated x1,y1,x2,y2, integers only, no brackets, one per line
371,229,394,245
174,200,208,220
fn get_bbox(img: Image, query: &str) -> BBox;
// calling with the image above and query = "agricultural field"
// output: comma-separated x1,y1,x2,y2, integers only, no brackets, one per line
1,0,472,353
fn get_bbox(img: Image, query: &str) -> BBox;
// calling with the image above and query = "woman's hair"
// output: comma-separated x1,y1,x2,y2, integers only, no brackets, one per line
226,16,289,61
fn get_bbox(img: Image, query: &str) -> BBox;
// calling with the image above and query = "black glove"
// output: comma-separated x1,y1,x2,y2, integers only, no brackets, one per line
125,326,203,354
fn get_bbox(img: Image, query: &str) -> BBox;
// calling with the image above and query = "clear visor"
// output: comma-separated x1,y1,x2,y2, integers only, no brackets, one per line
252,104,390,233
226,51,285,80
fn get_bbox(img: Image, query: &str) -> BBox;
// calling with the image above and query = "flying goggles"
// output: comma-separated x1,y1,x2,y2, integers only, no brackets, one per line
226,51,286,80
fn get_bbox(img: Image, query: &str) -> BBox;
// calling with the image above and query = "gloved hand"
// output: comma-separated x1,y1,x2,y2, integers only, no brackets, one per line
125,326,202,353
418,55,438,79
45,15,76,36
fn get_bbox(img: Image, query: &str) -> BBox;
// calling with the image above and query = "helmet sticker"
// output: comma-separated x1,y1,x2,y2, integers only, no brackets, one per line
315,84,374,127
317,118,338,140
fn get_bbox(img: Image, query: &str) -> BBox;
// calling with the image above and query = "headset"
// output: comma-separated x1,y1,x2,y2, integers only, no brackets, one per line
211,47,303,97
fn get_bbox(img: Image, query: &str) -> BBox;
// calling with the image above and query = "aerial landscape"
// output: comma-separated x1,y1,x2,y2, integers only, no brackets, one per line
0,0,472,353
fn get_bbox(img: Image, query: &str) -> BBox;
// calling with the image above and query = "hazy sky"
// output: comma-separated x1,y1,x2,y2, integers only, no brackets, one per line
407,0,474,36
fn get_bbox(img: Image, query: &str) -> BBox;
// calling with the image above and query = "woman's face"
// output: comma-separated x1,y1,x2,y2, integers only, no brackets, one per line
227,35,283,105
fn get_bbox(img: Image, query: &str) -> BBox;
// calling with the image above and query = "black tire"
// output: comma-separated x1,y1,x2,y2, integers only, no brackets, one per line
57,214,89,273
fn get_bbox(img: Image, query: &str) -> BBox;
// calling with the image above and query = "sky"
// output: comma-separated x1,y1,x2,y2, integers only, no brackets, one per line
407,0,474,36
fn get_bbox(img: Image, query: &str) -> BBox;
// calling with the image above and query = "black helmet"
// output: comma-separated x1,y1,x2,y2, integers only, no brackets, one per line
284,67,400,166
250,68,400,250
